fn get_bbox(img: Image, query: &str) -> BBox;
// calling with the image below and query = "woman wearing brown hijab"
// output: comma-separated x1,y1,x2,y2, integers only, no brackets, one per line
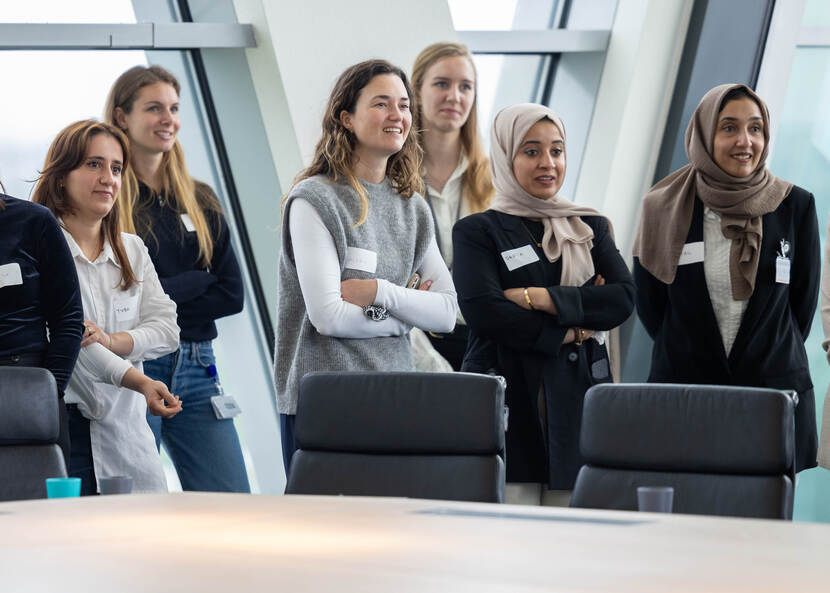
453,104,634,505
633,84,820,472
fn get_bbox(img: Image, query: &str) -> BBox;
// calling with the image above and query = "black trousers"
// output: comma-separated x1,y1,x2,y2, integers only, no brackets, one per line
66,404,97,496
0,352,70,469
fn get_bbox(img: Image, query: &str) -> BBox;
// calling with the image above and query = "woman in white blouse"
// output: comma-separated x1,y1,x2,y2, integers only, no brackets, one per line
274,60,457,473
33,120,181,494
409,42,494,370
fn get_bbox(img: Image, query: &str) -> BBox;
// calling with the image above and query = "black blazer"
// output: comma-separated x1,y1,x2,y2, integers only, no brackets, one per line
453,210,634,487
634,186,819,471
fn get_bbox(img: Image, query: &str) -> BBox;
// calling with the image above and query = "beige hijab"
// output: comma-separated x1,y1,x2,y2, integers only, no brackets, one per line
632,84,792,300
489,103,607,287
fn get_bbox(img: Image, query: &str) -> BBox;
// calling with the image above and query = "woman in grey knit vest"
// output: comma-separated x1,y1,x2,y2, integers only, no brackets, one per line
275,60,458,473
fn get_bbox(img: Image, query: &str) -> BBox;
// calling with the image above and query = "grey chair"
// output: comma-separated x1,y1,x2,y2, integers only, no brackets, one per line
285,371,506,502
0,366,67,501
570,383,795,519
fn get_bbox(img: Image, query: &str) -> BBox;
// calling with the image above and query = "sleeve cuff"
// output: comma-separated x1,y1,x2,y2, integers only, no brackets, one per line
548,286,583,327
374,278,392,307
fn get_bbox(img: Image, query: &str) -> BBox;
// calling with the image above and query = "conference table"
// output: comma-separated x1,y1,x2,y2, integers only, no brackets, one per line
1,493,828,592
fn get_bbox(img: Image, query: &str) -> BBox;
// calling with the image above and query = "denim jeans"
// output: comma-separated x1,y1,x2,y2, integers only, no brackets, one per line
144,341,250,493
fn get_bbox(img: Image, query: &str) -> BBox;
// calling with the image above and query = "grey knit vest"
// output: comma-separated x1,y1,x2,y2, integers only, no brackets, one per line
274,175,434,414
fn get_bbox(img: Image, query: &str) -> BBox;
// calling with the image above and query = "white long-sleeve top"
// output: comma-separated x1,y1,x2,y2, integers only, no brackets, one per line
703,207,748,356
62,228,179,493
288,198,457,338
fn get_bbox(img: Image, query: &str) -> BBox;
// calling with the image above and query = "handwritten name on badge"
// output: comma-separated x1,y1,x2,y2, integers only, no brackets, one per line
678,241,704,265
113,296,138,322
0,263,23,288
344,246,377,273
500,245,540,271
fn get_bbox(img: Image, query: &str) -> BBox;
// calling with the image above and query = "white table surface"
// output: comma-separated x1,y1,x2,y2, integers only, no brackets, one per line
1,492,828,592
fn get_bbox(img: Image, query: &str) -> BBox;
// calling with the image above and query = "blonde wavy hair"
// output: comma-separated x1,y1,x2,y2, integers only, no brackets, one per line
412,42,494,213
104,65,220,266
290,59,424,227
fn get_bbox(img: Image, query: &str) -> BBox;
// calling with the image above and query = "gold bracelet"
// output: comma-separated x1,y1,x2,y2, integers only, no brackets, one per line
523,288,535,310
107,334,113,350
574,328,585,346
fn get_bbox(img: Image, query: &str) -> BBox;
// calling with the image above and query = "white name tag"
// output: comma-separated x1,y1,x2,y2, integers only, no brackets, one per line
113,296,139,322
181,213,196,232
0,262,23,288
776,257,791,284
501,245,540,271
344,246,377,273
678,241,704,265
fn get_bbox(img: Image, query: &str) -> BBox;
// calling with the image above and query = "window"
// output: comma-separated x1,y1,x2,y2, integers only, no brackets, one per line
0,0,283,493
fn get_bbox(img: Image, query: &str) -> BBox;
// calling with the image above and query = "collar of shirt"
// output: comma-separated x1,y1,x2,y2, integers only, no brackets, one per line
60,225,120,267
425,154,469,200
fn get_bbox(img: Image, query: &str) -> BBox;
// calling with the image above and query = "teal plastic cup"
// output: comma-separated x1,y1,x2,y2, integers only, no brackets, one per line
45,477,81,498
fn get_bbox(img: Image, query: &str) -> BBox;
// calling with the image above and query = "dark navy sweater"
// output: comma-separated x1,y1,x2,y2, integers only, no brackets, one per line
0,195,83,393
135,182,244,342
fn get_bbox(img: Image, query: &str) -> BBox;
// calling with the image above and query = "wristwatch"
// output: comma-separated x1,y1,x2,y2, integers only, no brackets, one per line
363,304,389,321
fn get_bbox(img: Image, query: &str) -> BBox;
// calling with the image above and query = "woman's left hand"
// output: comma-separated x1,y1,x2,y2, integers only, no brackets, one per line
81,320,111,349
341,279,379,307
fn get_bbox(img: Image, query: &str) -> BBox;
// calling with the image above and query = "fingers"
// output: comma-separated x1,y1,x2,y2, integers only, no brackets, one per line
594,274,605,286
145,381,182,418
418,280,433,291
81,323,100,347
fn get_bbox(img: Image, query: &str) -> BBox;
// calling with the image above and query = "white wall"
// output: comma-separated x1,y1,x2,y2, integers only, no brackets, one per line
575,0,693,256
233,0,457,194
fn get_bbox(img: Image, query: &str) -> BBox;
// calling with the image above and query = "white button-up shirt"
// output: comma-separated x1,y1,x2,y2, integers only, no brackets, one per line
703,207,748,356
62,228,179,493
425,155,469,271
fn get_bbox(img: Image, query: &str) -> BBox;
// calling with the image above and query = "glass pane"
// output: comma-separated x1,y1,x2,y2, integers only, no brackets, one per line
472,54,546,146
0,51,146,200
768,47,830,523
449,0,558,30
449,0,519,30
0,48,278,493
0,0,136,22
803,0,830,27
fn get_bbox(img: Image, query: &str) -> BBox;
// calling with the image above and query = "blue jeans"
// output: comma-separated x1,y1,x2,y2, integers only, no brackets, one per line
144,341,250,493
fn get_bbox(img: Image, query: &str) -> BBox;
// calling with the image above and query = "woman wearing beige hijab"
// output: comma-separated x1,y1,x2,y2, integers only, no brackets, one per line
453,104,634,505
633,84,820,473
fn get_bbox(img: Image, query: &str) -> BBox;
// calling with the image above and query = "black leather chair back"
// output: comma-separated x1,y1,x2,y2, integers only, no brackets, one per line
570,383,795,519
285,372,506,502
0,367,67,501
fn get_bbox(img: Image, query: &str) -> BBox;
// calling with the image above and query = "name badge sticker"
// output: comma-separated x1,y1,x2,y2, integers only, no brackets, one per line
501,244,540,272
0,262,23,288
113,295,139,322
344,246,377,273
678,241,704,265
181,213,196,232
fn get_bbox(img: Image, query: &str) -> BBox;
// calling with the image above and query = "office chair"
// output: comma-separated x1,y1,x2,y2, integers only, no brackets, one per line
285,371,506,502
570,383,795,519
0,366,67,501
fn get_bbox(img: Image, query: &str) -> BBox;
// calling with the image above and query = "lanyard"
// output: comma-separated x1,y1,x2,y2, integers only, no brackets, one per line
424,184,463,264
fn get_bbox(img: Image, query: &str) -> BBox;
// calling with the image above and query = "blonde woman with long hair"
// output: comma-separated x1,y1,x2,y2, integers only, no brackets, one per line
105,65,249,493
275,59,457,472
410,42,494,370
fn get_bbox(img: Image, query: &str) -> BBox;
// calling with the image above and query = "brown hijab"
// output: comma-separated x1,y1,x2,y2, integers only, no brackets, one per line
489,103,606,287
632,84,792,300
